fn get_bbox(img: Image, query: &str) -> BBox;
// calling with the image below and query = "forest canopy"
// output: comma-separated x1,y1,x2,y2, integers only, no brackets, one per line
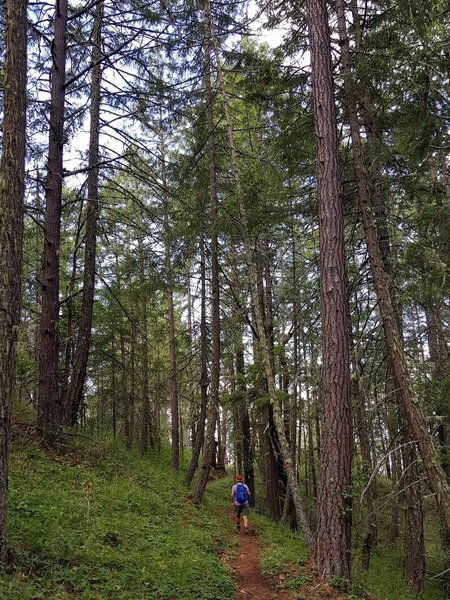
0,0,449,596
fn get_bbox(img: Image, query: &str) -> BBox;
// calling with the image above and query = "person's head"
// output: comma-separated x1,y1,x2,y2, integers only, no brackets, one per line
236,474,244,482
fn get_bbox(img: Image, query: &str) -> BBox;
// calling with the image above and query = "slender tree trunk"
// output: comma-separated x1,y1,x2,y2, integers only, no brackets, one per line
61,204,83,410
192,0,220,504
38,0,68,443
235,329,255,505
290,226,299,474
124,335,132,449
161,141,180,471
400,414,425,592
65,1,103,426
307,0,352,578
233,405,243,475
335,0,450,536
140,299,151,454
307,410,318,503
186,272,198,449
0,0,27,562
389,439,400,543
304,341,318,512
218,407,227,469
352,353,377,569
264,407,282,520
424,303,450,479
184,237,209,487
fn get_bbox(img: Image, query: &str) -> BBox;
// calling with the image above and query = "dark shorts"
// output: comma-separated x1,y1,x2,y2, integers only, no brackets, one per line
234,504,250,517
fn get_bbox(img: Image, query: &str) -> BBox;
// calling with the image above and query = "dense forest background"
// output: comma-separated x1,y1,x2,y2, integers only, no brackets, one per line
0,0,449,597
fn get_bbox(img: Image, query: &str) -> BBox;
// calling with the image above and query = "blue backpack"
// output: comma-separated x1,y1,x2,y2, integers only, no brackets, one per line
235,483,248,505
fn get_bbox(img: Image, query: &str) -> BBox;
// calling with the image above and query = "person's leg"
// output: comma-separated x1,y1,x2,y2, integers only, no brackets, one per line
235,506,241,531
242,507,250,533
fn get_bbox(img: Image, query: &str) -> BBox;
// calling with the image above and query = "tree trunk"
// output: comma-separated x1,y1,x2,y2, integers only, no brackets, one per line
157,115,180,467
161,154,180,471
335,0,450,536
352,355,377,570
264,405,282,520
184,237,209,487
37,0,68,443
60,204,83,411
124,329,135,450
64,1,103,427
236,334,255,505
139,299,151,454
218,407,227,469
0,0,27,562
424,303,450,479
400,414,425,592
307,0,352,578
192,0,220,504
389,438,400,544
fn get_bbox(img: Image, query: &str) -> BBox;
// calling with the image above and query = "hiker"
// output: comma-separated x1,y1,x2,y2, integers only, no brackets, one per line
231,474,250,534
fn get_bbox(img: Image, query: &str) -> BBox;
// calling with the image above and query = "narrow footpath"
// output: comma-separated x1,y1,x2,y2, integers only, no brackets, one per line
225,512,294,600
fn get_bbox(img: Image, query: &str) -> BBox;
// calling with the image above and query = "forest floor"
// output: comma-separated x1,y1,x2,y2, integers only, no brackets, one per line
3,424,446,600
224,509,345,600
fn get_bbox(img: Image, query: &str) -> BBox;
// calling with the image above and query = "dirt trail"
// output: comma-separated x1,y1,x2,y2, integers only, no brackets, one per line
224,510,346,600
225,512,294,600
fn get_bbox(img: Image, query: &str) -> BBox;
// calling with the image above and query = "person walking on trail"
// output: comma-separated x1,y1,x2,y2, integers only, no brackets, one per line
231,474,250,534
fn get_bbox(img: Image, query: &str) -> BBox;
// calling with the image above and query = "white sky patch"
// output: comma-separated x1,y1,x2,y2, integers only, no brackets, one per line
247,2,289,49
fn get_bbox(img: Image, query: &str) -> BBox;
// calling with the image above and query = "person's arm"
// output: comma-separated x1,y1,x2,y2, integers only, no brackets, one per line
231,486,235,503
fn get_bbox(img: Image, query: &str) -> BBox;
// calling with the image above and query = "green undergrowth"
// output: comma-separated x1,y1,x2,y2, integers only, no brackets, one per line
253,514,309,583
0,440,233,600
352,546,445,600
350,480,447,600
1,440,446,600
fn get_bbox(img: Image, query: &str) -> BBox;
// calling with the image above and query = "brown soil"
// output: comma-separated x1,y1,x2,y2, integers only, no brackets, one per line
226,515,294,600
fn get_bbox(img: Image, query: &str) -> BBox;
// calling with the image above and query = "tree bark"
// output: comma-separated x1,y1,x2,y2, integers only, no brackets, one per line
218,406,227,469
38,0,69,443
64,1,103,427
306,0,352,579
139,298,151,454
236,331,255,505
0,0,28,562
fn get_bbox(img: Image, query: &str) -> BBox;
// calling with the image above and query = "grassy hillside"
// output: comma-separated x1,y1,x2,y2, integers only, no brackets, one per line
1,437,233,600
0,434,447,600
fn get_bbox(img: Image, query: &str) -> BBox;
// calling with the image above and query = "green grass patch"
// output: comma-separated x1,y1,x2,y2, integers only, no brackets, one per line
352,545,446,600
0,441,233,600
252,512,308,583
